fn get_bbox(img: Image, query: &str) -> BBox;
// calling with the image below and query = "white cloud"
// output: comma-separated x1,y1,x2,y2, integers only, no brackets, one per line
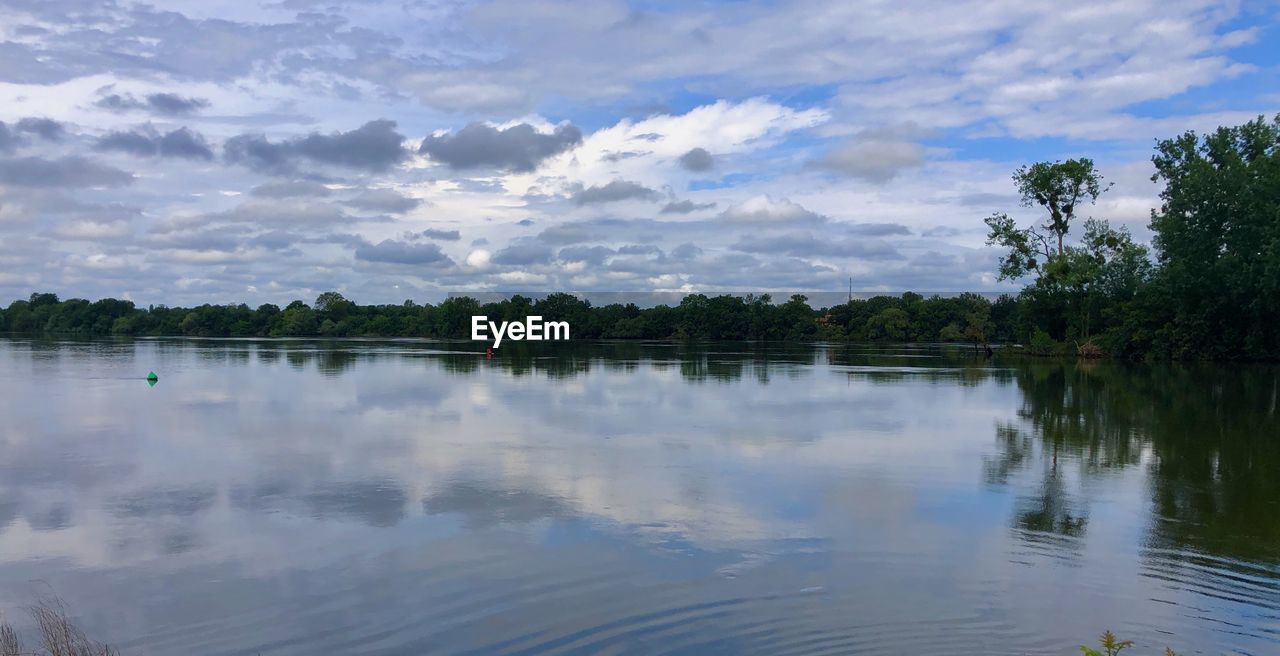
817,135,926,182
512,98,828,193
0,0,1269,303
718,195,826,225
465,249,492,269
494,270,548,285
49,219,132,240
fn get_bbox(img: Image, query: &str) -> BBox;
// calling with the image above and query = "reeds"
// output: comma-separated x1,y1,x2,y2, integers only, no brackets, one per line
0,597,115,656
1,623,21,656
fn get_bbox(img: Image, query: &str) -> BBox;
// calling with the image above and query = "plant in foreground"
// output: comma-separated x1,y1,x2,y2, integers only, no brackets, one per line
1081,630,1178,656
0,596,116,656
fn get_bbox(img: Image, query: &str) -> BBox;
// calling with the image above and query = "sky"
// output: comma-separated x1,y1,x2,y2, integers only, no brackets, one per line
0,0,1277,306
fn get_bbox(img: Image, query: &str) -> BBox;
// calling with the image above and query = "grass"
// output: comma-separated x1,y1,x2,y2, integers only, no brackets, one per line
0,597,115,656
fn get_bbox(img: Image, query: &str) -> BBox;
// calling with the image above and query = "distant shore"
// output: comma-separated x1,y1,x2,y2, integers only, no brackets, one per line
2,290,1277,363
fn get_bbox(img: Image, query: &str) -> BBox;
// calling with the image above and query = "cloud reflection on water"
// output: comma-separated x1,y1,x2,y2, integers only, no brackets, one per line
0,338,1275,654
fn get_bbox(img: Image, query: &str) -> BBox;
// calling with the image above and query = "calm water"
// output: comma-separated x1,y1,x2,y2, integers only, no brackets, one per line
0,338,1277,655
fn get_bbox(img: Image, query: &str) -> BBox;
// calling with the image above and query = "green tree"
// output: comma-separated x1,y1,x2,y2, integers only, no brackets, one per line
28,292,60,309
780,294,817,341
436,296,480,338
985,159,1110,281
274,301,318,337
1149,114,1280,359
963,307,992,352
985,211,1055,282
1014,158,1109,258
866,307,910,341
1037,219,1150,342
314,291,356,318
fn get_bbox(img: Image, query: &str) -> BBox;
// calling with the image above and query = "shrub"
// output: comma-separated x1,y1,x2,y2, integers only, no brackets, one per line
1080,631,1178,656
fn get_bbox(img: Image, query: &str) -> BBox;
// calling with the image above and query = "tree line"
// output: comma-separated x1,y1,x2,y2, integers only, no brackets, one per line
0,289,1009,346
1,115,1277,360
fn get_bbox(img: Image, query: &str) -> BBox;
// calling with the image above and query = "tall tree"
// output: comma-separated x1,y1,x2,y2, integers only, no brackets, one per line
984,159,1110,284
1149,114,1280,359
993,158,1105,258
986,160,1150,345
1013,159,1109,257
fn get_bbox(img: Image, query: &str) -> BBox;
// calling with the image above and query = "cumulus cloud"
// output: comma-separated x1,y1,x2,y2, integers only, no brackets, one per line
417,228,461,241
465,249,492,268
617,244,661,256
94,126,214,160
535,223,601,244
0,118,62,155
492,241,554,265
192,199,375,228
0,123,16,153
15,118,65,141
670,242,703,261
48,219,132,241
661,199,716,214
677,147,714,171
922,226,962,238
344,188,421,213
355,239,454,266
146,92,212,115
0,156,134,188
816,127,926,182
559,98,828,190
0,0,1261,302
249,180,332,198
225,120,407,173
571,180,659,205
717,195,826,225
557,245,615,264
908,250,961,268
602,150,645,162
493,270,548,285
402,72,534,114
155,128,215,159
419,122,582,172
731,232,904,260
142,224,259,252
95,92,210,116
0,190,79,224
849,223,912,236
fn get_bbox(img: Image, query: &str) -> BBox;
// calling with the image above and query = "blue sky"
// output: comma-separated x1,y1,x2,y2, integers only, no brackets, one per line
0,0,1276,305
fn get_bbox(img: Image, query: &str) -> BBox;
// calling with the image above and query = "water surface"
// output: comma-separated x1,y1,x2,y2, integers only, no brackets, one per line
0,338,1276,655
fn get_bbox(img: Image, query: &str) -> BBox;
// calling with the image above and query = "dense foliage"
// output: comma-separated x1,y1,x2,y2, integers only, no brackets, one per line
983,115,1280,360
2,116,1277,359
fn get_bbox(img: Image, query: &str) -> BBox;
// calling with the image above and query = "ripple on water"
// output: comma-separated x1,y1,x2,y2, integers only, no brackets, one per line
131,542,1082,656
1140,546,1280,644
120,530,1280,656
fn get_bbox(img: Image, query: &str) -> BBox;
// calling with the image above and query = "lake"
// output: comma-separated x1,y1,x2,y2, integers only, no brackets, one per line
0,338,1276,655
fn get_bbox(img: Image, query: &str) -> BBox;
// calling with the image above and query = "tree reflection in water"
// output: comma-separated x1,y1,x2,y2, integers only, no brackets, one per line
989,358,1280,580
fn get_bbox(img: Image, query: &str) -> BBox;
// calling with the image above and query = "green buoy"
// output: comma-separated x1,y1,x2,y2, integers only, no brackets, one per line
147,371,158,387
